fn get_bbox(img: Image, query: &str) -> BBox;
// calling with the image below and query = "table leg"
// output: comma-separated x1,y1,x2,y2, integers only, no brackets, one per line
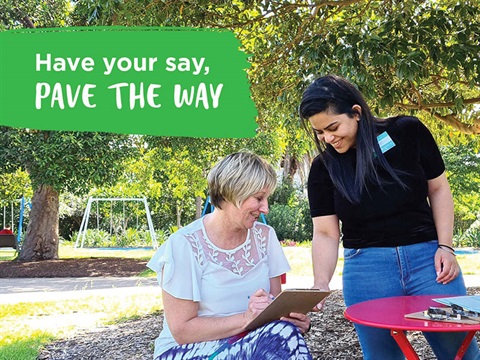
390,330,420,360
454,331,476,360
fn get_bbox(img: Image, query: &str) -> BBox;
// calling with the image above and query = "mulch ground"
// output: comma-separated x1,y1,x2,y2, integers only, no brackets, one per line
0,257,148,278
38,287,480,360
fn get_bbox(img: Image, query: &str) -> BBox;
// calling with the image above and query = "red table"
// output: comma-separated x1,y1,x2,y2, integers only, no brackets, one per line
344,295,480,360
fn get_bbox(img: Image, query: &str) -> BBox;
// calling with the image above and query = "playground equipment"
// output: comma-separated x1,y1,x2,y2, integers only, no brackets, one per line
0,197,29,249
75,197,158,249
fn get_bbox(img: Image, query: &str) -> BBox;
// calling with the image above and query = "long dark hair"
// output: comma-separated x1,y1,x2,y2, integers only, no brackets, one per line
299,75,406,203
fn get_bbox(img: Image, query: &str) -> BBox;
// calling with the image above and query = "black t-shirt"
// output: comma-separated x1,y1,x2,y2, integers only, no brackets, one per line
307,116,445,248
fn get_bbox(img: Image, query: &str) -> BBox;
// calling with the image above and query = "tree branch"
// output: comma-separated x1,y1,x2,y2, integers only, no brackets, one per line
396,97,480,110
430,112,480,135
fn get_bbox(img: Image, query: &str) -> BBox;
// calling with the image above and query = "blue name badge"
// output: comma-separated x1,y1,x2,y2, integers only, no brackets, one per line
377,131,395,154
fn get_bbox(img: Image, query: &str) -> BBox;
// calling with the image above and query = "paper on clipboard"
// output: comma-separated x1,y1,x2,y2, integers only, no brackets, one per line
245,289,329,331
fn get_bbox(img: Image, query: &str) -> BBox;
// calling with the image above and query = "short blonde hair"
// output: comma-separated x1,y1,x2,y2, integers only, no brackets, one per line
208,152,277,209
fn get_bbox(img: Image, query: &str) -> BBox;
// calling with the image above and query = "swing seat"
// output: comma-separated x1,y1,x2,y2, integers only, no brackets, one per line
0,234,16,249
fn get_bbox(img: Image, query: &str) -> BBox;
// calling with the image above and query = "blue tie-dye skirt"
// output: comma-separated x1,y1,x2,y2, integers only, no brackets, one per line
156,320,312,360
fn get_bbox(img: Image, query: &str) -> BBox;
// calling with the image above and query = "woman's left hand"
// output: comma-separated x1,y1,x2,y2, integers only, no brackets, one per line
435,248,460,284
280,312,311,335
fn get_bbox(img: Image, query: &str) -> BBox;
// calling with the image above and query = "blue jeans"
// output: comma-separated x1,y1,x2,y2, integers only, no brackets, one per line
343,240,480,360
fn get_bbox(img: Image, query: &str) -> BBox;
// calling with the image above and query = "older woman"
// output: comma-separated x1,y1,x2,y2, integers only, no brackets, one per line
147,151,312,360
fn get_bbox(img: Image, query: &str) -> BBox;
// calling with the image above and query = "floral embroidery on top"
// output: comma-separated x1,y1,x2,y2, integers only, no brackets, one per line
184,232,206,267
184,223,271,276
253,227,268,257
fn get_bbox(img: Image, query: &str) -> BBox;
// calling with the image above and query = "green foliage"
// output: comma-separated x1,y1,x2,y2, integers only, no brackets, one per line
0,169,32,204
270,178,297,206
266,199,312,242
73,228,168,248
71,1,480,226
441,139,480,233
0,0,70,30
454,223,480,248
268,177,312,242
58,193,89,240
3,0,480,253
144,135,284,227
0,129,138,194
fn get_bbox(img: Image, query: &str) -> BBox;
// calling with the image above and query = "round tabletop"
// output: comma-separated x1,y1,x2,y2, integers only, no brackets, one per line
344,295,480,332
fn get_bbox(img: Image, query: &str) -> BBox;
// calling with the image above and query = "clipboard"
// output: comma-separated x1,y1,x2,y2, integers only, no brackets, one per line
245,288,329,331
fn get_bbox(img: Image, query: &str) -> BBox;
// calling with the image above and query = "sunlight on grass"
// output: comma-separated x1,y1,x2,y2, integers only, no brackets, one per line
0,249,16,261
282,246,344,277
59,242,156,260
0,332,53,360
282,245,478,278
0,291,163,359
457,253,480,275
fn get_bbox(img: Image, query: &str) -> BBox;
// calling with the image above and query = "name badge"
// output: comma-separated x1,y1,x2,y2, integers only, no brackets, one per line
377,131,395,154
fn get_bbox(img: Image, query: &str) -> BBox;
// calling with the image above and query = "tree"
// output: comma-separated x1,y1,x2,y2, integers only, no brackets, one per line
71,0,480,237
72,0,480,167
0,128,137,260
145,133,284,227
0,0,70,30
0,1,140,261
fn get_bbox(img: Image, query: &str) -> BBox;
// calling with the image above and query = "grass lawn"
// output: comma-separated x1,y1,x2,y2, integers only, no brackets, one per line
0,289,162,360
283,245,479,277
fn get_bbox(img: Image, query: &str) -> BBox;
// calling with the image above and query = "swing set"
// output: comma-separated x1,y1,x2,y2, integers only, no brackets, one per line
75,197,158,249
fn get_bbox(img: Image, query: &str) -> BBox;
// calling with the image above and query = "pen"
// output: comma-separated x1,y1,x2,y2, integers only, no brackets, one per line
208,331,249,359
247,295,275,300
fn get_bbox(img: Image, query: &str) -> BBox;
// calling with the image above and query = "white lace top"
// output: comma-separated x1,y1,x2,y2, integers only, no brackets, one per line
147,217,291,357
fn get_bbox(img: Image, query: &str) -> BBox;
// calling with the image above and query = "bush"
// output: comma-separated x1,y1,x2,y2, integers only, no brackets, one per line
454,226,480,248
71,228,169,248
266,199,312,243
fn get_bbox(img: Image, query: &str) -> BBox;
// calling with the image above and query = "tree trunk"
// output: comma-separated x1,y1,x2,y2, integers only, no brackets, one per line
18,184,59,261
176,203,182,229
282,154,298,184
195,196,202,219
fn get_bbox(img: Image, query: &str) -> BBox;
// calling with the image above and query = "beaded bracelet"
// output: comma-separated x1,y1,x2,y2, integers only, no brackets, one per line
438,244,456,256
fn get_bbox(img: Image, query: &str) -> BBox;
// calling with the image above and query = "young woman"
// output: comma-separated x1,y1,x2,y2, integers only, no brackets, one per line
299,75,480,359
148,152,312,360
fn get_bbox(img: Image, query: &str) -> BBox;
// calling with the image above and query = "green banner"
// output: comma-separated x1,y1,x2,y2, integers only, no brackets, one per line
0,27,257,138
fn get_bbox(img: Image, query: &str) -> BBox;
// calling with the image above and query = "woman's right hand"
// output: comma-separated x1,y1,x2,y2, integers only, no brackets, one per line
244,288,273,324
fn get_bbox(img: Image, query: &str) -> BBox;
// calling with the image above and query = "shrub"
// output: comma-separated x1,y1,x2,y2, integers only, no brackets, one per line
71,228,168,248
266,199,312,243
454,227,480,248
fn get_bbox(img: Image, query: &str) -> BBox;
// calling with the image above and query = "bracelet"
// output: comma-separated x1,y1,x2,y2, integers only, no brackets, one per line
438,244,456,256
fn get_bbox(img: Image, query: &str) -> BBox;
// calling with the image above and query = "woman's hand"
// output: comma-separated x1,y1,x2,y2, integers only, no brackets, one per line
280,312,311,334
435,248,460,284
244,289,273,325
